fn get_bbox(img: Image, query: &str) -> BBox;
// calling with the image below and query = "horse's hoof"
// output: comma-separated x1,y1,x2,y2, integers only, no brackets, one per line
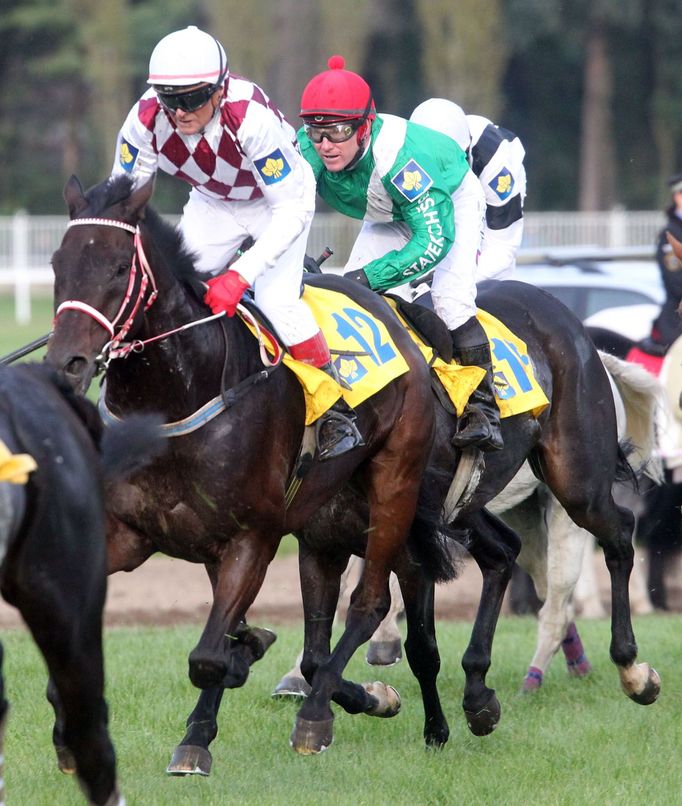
363,681,401,717
464,692,501,736
366,639,402,667
166,744,212,776
102,786,125,806
623,664,661,706
567,657,592,677
424,723,450,749
290,716,334,755
55,745,77,775
522,666,543,692
241,626,278,660
272,675,311,699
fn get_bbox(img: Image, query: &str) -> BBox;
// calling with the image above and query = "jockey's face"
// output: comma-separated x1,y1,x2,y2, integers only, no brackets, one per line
158,84,222,135
309,121,370,172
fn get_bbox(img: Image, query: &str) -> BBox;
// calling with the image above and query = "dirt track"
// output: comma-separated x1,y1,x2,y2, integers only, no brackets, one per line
1,550,677,630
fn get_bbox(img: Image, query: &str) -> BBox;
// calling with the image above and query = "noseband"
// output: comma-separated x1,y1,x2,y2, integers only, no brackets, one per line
55,217,158,364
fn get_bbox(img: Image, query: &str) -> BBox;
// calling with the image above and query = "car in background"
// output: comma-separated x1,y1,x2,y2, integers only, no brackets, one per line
513,246,664,340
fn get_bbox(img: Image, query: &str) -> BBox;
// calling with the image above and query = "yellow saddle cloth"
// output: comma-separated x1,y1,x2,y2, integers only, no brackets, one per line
0,439,37,484
387,301,549,418
242,286,549,424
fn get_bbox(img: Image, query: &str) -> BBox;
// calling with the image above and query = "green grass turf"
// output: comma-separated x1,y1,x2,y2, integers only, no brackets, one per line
1,615,680,805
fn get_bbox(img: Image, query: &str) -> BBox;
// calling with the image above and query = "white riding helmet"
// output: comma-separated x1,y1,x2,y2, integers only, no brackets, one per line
410,98,471,152
147,25,228,88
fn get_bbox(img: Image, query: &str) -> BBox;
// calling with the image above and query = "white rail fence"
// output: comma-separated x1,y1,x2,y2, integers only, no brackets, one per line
0,208,665,323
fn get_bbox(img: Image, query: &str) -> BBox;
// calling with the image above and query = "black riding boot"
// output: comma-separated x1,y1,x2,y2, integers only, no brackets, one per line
315,361,364,460
449,317,504,452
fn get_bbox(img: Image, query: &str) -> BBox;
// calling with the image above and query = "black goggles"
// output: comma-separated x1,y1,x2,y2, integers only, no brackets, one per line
304,120,362,144
156,84,217,113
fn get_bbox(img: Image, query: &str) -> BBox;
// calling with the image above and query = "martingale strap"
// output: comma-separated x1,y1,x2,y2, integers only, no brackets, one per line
98,366,280,437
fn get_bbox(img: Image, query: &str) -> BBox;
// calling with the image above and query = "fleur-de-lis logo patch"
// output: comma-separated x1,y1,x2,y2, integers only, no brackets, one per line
255,149,291,185
403,170,422,192
391,159,433,201
119,138,139,173
334,355,367,385
489,168,514,200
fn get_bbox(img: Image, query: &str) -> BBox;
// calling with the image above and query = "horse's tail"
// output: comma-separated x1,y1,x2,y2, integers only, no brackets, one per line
599,349,664,483
616,441,640,491
407,465,463,584
100,414,166,482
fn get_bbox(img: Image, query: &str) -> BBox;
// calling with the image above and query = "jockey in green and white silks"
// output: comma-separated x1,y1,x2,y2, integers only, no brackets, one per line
299,55,503,452
298,114,487,330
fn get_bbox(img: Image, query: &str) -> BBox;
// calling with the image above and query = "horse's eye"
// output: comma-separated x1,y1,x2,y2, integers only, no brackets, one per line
116,262,131,277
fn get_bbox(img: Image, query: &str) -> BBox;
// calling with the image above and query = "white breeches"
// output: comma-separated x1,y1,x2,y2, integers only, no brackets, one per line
180,191,319,345
477,218,525,281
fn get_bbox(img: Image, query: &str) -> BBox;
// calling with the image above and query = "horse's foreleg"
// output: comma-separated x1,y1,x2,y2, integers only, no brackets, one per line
366,571,404,666
166,687,223,776
291,481,420,754
458,508,520,735
105,514,155,574
24,603,119,805
274,550,356,699
188,535,279,691
166,535,278,776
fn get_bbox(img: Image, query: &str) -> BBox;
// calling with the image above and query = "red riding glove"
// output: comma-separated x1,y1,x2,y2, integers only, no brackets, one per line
204,271,250,317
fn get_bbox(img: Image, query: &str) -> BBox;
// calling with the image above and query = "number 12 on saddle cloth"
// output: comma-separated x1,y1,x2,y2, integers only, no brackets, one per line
240,286,549,424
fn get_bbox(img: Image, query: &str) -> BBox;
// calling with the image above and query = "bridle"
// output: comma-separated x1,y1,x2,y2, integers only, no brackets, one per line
54,217,159,367
53,215,280,372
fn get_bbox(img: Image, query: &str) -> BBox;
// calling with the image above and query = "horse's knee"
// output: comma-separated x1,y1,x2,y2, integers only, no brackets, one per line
188,645,248,690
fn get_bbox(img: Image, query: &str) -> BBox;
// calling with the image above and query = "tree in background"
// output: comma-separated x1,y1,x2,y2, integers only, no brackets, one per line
416,0,507,119
360,0,425,117
0,0,681,213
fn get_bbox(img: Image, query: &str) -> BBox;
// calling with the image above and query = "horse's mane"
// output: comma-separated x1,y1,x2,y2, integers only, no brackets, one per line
83,175,207,301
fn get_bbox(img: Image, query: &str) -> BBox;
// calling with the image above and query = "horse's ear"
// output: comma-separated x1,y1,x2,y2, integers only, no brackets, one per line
63,175,87,219
123,178,155,222
667,231,682,263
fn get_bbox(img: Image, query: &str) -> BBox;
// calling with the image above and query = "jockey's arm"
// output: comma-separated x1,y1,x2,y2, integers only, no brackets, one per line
228,105,316,287
361,187,455,292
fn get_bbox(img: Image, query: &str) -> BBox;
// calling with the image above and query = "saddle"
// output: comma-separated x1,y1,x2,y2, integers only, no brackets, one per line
385,293,454,364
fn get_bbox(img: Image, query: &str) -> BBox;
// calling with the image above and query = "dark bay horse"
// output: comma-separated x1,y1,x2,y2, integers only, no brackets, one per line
47,175,453,770
0,363,161,805
47,174,659,769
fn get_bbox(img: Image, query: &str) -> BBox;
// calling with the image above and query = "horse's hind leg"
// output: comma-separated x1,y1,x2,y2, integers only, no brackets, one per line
457,508,520,735
542,453,660,704
397,565,449,748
